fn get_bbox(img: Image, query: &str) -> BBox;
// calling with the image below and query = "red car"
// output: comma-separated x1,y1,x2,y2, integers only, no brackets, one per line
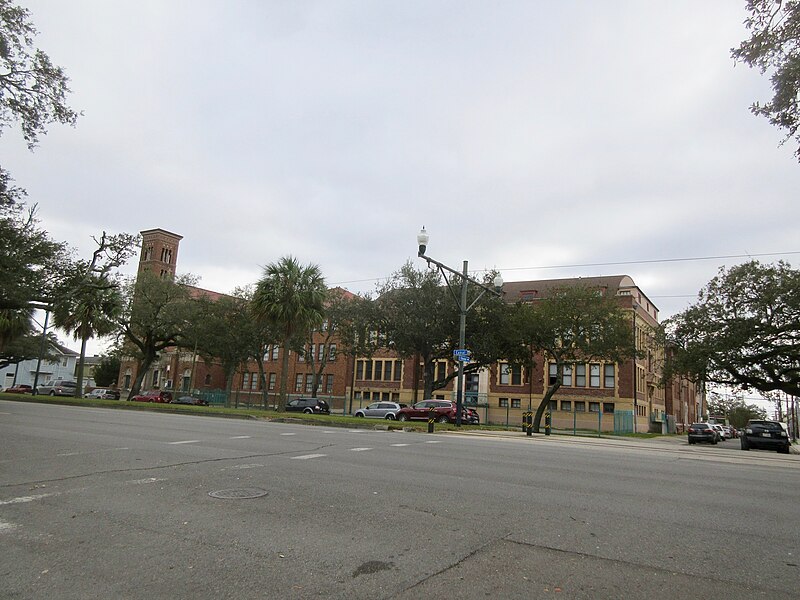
3,384,33,394
130,390,173,403
397,400,470,424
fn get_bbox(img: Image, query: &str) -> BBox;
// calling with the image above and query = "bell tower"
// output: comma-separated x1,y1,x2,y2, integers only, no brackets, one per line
138,228,183,278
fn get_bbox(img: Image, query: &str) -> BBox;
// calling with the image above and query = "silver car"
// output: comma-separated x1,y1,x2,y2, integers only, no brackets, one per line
353,402,406,420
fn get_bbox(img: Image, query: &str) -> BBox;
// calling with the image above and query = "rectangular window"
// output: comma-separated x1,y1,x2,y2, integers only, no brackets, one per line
294,374,303,392
252,374,259,390
374,360,383,381
268,373,276,391
575,364,586,387
603,402,615,414
604,364,615,388
383,361,392,381
548,400,557,411
500,364,510,385
356,360,364,380
329,344,337,361
590,364,601,387
152,369,159,387
394,361,402,381
548,363,557,386
511,398,521,408
391,392,399,402
561,400,572,412
299,346,307,362
589,402,600,413
365,361,373,380
499,398,509,408
500,363,522,385
318,345,325,361
562,364,573,387
242,372,250,389
325,374,334,394
305,374,313,393
575,401,586,412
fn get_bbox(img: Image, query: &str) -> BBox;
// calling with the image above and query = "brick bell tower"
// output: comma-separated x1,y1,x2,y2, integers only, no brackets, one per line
138,228,183,278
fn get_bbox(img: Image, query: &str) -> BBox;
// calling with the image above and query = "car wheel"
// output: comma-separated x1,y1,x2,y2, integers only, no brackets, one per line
741,439,749,450
711,438,717,445
779,445,790,454
688,440,695,445
355,413,364,418
385,414,395,420
303,408,313,414
49,391,55,396
398,414,409,422
437,415,450,424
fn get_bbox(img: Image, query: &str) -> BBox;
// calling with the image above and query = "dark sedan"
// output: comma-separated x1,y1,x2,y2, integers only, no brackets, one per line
285,397,330,414
172,395,209,406
687,423,718,445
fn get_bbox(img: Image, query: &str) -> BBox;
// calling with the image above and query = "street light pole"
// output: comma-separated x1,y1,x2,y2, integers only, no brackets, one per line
417,227,503,427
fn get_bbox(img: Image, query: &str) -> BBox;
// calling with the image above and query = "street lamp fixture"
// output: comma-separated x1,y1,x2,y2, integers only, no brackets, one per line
416,228,503,426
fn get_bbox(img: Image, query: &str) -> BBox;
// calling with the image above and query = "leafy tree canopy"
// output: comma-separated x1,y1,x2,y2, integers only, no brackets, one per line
732,0,800,160
706,391,768,428
93,354,121,387
666,261,800,397
1,0,79,148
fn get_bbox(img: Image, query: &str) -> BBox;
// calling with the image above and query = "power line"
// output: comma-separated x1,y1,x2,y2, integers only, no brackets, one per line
331,250,800,287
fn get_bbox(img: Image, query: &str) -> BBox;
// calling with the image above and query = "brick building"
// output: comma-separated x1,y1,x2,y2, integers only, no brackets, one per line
120,228,703,429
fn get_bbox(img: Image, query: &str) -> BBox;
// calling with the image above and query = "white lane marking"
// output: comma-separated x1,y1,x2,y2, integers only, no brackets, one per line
57,452,80,456
290,454,326,460
114,447,130,451
350,448,372,452
167,440,201,445
425,441,441,444
280,433,297,436
228,464,264,470
0,520,18,532
230,435,251,439
323,431,335,434
0,411,11,415
128,477,167,485
0,493,57,505
347,430,364,433
390,444,409,447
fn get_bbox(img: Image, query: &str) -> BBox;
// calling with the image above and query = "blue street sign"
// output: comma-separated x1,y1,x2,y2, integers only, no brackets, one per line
453,349,471,362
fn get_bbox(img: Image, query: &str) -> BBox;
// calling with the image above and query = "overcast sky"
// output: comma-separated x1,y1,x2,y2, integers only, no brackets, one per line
5,1,799,378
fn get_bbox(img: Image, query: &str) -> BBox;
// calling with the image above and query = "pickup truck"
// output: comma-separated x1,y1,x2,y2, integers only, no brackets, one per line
36,379,78,397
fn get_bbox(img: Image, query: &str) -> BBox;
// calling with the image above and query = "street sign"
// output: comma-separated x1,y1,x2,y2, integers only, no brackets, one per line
453,349,471,362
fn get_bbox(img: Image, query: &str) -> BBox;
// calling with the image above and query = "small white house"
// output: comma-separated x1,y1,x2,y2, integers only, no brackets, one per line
1,341,80,390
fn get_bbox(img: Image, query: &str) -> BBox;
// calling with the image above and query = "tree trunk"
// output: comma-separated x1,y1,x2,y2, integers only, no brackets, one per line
533,381,561,433
128,348,156,399
74,332,89,397
277,346,290,411
423,359,435,399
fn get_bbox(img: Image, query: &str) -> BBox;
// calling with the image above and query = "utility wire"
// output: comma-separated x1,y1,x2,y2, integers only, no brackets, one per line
330,250,800,287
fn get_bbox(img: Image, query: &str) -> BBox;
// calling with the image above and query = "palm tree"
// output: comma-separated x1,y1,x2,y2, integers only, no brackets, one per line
252,256,326,411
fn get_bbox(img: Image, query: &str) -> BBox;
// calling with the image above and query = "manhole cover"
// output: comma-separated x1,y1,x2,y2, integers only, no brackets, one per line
208,488,268,499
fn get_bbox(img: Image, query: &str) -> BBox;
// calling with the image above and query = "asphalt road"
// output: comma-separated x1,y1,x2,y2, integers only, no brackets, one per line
1,400,799,599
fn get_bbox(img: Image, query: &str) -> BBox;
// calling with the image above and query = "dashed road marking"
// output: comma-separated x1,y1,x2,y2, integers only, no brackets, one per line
290,454,327,460
0,520,18,532
390,444,409,447
425,441,441,444
0,493,57,505
280,433,297,436
230,435,251,439
167,440,201,445
350,448,372,452
127,477,167,485
347,430,365,433
56,452,80,456
227,464,264,470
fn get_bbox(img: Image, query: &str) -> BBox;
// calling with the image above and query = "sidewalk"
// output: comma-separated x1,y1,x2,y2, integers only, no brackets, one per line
445,428,800,454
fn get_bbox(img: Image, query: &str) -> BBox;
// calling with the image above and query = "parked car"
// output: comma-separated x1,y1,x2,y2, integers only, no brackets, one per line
711,424,726,441
464,407,480,425
740,420,791,454
3,384,33,394
171,395,209,406
36,379,78,397
353,402,406,420
83,388,120,400
687,423,718,445
286,397,330,414
721,425,735,439
397,400,464,424
130,390,173,403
